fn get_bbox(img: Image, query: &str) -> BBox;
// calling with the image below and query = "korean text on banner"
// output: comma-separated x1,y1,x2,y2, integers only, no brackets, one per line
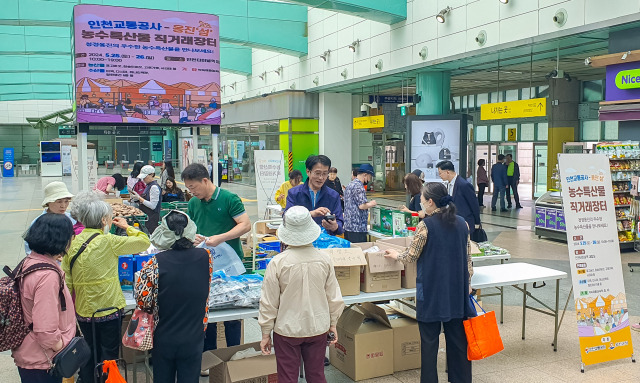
254,150,286,219
558,154,634,367
2,148,14,178
73,4,220,126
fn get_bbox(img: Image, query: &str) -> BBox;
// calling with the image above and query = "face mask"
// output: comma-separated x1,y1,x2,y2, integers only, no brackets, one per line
363,181,369,186
103,225,110,234
420,203,425,212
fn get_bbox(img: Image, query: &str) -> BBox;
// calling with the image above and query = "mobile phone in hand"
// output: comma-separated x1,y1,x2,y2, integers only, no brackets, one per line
327,331,336,345
324,214,336,222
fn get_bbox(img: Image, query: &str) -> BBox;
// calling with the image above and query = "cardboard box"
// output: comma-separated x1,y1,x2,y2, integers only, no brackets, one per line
392,212,407,236
370,207,381,232
375,238,416,289
380,209,393,234
352,242,403,293
330,305,394,381
118,255,134,290
201,342,278,383
255,222,277,235
135,254,152,273
321,247,368,296
216,320,245,348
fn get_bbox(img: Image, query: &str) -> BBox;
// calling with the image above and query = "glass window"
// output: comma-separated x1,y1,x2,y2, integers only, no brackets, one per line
490,125,503,141
490,91,499,103
477,93,489,107
468,94,476,109
461,95,467,111
581,120,601,141
604,120,618,140
538,86,549,98
475,126,488,142
520,123,535,141
536,123,548,141
452,96,461,112
505,89,518,102
521,87,535,100
582,80,604,102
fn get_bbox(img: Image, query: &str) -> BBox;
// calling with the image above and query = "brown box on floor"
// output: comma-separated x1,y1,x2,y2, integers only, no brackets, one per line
320,246,368,296
375,238,417,289
352,242,403,293
329,304,394,381
216,320,245,348
367,303,421,372
201,342,278,383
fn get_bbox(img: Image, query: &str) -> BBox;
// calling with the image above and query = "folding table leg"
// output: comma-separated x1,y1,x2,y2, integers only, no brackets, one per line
553,279,560,352
522,283,527,340
500,286,504,324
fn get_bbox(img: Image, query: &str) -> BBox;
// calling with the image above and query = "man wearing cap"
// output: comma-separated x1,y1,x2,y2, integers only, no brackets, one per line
130,165,162,234
285,155,344,236
259,206,344,382
343,164,377,243
25,181,82,254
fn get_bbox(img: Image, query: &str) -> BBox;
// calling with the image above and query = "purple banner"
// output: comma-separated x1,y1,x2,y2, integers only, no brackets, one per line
605,62,640,102
556,210,566,231
546,209,557,229
535,207,546,228
73,4,220,125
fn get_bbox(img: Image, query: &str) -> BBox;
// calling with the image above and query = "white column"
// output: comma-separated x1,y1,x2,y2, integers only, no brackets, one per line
211,132,219,184
319,92,353,183
192,127,199,161
77,132,88,190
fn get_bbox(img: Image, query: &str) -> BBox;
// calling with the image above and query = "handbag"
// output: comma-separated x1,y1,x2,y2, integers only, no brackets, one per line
122,309,154,351
463,296,504,361
471,224,488,243
42,323,91,378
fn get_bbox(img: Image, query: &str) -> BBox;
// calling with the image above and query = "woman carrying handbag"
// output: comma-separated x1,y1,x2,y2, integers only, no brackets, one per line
132,211,212,383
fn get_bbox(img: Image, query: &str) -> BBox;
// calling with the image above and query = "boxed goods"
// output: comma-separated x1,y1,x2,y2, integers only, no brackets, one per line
135,254,152,272
370,303,421,372
370,206,381,232
375,238,416,289
118,255,134,290
201,342,278,383
353,243,403,293
380,208,393,235
330,304,394,381
321,246,368,296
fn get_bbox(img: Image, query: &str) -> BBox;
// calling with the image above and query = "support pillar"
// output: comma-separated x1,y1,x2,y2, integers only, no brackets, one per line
319,92,353,183
416,72,451,115
547,78,580,189
192,127,199,164
77,130,88,191
211,132,219,184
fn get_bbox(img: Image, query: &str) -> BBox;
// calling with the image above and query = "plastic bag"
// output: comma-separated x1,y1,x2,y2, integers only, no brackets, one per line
313,228,351,249
197,241,246,276
208,271,263,309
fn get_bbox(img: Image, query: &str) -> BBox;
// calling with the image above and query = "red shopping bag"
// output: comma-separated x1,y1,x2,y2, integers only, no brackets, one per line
463,296,504,360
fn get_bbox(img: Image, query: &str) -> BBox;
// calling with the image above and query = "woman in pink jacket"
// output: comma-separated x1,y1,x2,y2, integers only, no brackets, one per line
13,213,77,383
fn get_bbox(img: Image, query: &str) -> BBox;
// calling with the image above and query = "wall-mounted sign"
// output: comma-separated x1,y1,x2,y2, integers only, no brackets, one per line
3,148,14,178
480,98,546,120
369,95,413,104
507,127,517,141
607,62,640,101
353,115,385,130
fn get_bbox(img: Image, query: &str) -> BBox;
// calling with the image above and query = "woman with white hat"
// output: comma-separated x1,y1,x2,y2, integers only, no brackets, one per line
258,206,344,383
130,165,161,234
25,181,83,254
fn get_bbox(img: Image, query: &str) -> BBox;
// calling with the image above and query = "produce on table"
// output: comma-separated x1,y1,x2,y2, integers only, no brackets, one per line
110,203,144,217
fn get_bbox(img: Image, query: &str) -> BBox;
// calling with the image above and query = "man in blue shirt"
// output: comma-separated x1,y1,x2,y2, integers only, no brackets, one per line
491,154,508,212
285,155,344,235
344,164,377,243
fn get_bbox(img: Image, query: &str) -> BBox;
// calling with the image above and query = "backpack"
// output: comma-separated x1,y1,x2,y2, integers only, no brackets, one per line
0,258,67,352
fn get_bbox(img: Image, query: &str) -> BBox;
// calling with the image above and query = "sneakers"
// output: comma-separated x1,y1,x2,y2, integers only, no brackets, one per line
516,205,523,209
201,370,210,377
632,323,640,332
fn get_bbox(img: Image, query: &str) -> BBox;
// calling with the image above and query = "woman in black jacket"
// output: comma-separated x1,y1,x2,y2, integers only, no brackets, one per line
324,167,344,207
161,177,185,203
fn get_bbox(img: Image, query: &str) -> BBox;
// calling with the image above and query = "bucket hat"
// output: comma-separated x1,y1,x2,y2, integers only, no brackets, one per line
42,182,74,207
358,163,375,176
137,165,156,179
277,206,321,246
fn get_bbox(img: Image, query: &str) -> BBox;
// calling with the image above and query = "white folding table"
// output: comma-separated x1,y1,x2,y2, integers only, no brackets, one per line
471,263,568,351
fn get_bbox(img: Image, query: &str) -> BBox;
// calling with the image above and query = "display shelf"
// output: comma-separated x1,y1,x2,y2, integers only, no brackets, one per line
614,191,631,194
615,204,631,208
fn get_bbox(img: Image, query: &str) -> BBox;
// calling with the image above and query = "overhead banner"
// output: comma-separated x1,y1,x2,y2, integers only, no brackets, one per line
73,4,220,125
558,154,633,367
254,150,286,219
480,97,546,120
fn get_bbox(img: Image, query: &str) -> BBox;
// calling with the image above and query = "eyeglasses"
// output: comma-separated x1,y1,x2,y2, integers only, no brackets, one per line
311,171,329,178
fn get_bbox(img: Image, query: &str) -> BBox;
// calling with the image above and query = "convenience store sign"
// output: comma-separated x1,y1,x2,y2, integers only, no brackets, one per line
558,154,633,367
480,98,546,120
606,62,640,101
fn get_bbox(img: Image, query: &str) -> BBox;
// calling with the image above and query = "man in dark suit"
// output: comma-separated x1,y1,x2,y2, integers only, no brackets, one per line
505,154,523,209
436,161,481,233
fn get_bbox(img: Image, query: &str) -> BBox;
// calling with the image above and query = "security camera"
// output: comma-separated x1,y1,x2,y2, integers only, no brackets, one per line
361,103,368,116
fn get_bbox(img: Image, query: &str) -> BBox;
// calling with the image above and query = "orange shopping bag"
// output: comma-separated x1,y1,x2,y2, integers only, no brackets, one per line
463,296,504,360
102,360,127,383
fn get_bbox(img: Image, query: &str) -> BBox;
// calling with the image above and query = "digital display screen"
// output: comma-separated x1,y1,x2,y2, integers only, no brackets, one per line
41,142,61,152
42,153,61,163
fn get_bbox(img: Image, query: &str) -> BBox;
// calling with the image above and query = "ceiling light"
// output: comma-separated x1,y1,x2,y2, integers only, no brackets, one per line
229,82,236,90
418,47,428,60
622,51,631,60
374,59,383,71
584,57,592,66
312,76,319,86
553,9,567,27
499,0,509,3
348,40,360,52
320,50,331,61
258,72,266,81
290,82,296,90
436,7,451,23
475,30,487,46
341,68,348,79
274,66,283,76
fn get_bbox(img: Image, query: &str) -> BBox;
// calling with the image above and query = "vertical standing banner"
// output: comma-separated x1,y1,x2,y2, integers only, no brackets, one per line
254,150,286,219
62,146,73,176
558,154,633,367
2,148,14,177
71,148,98,193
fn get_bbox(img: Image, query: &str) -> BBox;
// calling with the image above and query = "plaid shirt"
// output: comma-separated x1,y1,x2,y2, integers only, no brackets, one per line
398,211,474,283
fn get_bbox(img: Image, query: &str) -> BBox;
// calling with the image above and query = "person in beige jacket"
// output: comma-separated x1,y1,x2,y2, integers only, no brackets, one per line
258,206,345,383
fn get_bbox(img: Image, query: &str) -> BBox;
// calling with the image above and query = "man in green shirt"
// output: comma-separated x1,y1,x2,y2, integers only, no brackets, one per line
505,154,523,209
182,163,251,368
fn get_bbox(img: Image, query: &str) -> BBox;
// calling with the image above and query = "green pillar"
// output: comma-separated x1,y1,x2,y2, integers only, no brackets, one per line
416,72,451,115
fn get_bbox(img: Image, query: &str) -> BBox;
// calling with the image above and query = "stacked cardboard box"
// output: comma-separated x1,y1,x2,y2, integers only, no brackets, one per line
352,242,403,293
330,303,420,380
320,246,368,296
374,237,417,289
201,342,277,383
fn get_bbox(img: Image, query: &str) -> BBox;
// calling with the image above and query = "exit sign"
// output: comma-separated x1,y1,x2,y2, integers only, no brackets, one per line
59,127,77,135
400,106,407,116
